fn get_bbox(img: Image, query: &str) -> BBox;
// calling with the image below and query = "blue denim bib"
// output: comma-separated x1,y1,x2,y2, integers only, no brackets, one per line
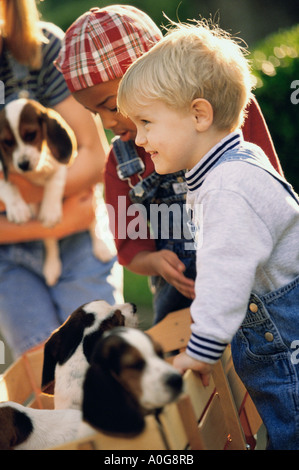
214,142,299,205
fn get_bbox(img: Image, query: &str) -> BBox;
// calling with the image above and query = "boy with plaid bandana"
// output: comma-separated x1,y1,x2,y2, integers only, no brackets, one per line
56,5,282,323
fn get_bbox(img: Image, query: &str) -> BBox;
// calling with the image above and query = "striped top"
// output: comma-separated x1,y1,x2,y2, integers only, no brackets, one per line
185,131,242,192
0,21,70,110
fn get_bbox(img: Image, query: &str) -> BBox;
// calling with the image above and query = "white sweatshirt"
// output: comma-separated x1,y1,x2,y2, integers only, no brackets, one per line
185,131,299,363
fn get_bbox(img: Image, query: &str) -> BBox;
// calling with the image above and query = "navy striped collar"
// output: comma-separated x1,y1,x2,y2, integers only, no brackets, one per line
185,131,243,192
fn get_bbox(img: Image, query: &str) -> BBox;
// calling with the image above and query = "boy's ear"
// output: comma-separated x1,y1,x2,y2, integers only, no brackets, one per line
191,98,213,132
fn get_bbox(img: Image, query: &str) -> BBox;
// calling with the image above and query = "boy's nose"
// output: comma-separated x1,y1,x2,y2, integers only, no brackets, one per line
135,129,147,147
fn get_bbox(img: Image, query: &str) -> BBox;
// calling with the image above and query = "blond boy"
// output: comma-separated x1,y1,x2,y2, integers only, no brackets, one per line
118,21,299,450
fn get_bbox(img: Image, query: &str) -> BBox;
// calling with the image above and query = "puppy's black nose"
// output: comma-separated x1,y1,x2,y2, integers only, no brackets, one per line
166,373,183,393
18,160,30,172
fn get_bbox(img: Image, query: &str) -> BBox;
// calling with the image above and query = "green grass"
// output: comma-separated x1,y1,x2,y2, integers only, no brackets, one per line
123,268,153,307
123,269,154,330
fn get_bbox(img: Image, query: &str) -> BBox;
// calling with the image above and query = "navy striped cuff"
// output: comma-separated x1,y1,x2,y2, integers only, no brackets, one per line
187,333,228,363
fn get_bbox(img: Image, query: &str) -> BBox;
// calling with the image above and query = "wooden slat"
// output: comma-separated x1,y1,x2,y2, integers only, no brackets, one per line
0,345,45,407
51,415,167,450
221,346,262,441
198,393,229,450
211,362,247,450
147,308,191,355
158,397,190,450
30,393,54,410
183,369,215,419
22,346,44,391
0,357,33,404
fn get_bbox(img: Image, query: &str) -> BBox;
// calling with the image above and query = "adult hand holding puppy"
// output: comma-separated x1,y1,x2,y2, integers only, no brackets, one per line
0,189,95,244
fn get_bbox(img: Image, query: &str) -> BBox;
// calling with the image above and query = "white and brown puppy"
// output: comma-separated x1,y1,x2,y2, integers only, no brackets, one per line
42,300,138,410
0,98,114,286
0,98,75,225
0,98,75,286
82,327,183,435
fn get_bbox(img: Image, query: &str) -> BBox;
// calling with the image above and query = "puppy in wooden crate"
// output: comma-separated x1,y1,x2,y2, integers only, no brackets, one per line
0,98,114,286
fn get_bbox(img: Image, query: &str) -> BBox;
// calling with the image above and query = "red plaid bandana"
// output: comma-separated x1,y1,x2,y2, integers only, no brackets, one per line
55,5,162,92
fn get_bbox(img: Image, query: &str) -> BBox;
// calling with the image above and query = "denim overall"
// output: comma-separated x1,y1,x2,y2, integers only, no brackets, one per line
215,145,299,450
113,138,196,322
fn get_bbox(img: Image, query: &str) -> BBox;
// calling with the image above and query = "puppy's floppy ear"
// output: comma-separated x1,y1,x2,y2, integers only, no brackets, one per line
83,309,126,363
0,145,9,180
0,111,9,180
83,336,145,435
41,308,95,391
41,107,77,164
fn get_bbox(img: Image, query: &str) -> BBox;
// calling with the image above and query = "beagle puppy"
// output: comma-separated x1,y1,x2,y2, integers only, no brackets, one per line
42,300,138,410
0,327,183,449
83,327,183,435
0,98,114,286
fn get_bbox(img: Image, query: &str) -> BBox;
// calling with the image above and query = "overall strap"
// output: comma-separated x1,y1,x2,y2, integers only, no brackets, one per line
112,137,145,186
216,143,299,205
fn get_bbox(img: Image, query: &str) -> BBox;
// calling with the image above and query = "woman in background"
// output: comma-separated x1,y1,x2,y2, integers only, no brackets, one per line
0,0,123,358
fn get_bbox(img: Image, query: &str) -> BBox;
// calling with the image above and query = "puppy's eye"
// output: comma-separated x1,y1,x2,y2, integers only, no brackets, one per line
124,358,145,371
3,138,14,147
24,131,37,142
129,359,145,371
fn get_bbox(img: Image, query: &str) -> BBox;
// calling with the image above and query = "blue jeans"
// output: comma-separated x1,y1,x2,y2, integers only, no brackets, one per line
232,276,299,450
0,231,123,358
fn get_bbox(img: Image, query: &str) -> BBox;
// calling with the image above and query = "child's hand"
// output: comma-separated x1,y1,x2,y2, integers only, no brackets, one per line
127,249,195,298
173,351,212,387
151,249,195,299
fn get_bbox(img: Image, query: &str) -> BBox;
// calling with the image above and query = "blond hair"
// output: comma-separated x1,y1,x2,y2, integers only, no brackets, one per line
0,0,46,69
118,20,254,130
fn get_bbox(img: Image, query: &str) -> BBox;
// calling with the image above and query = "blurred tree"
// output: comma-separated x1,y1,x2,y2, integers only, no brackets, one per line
251,24,299,192
38,0,298,46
